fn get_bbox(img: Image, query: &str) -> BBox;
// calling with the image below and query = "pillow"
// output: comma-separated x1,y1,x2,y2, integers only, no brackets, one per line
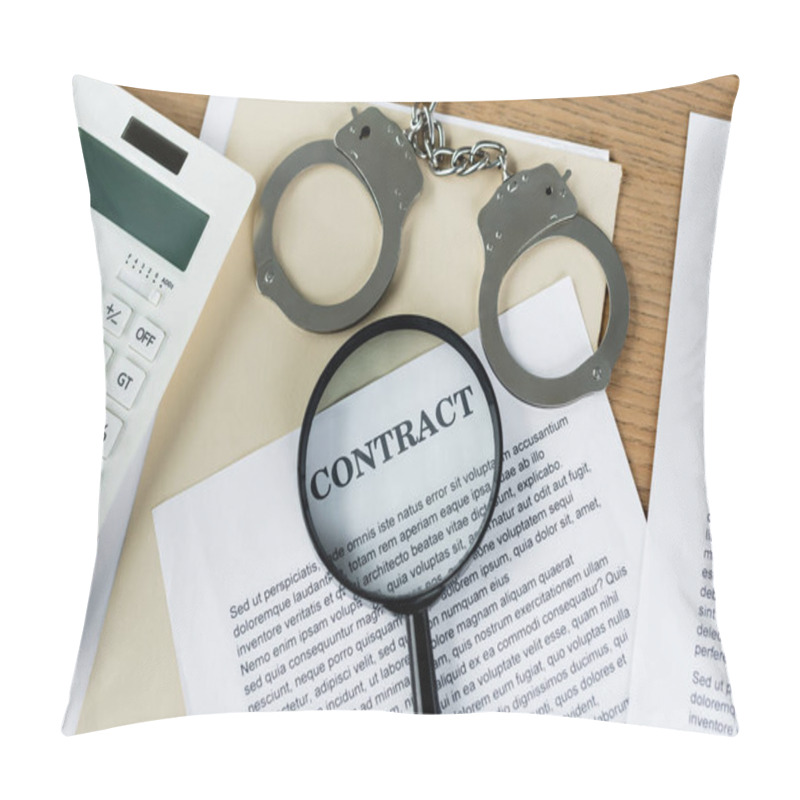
64,75,738,735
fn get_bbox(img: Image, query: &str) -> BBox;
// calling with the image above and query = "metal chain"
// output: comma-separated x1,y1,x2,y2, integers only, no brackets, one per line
405,102,510,181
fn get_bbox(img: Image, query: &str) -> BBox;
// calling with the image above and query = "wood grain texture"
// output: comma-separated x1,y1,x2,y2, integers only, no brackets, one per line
124,87,208,137
125,77,738,514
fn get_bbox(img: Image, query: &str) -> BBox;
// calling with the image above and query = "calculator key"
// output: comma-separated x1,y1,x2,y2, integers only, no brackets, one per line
102,294,133,337
105,343,113,364
103,409,123,458
107,356,146,410
129,317,165,361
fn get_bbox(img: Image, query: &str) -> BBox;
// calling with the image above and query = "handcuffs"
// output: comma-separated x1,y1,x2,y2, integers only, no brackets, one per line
254,103,629,408
477,164,628,407
254,107,422,333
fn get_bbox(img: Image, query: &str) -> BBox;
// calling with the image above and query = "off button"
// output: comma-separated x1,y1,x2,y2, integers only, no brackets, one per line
129,316,165,361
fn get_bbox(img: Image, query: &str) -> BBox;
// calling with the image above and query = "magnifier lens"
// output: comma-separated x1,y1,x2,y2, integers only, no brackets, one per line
301,324,499,607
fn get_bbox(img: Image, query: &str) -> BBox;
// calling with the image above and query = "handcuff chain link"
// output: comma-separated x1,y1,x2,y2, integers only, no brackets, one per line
405,102,510,181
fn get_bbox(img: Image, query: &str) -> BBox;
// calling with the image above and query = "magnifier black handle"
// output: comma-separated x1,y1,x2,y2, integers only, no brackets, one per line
406,610,440,714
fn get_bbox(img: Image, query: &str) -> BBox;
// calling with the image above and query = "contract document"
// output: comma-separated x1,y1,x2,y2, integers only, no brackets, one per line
154,278,648,719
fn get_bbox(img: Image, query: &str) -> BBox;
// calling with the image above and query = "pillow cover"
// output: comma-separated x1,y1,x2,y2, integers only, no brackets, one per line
64,75,738,735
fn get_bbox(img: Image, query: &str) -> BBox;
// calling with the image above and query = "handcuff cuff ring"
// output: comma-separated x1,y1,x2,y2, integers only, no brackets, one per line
478,163,629,408
254,107,423,333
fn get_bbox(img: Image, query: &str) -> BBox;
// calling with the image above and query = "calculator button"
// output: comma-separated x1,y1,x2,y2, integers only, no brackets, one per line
129,317,165,361
105,343,113,364
107,356,146,410
103,409,123,458
103,294,133,337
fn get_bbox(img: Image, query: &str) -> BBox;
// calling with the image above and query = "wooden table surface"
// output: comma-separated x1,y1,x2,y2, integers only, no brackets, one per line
127,78,738,514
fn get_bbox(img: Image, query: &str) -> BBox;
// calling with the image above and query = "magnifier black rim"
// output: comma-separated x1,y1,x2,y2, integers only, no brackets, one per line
297,314,504,614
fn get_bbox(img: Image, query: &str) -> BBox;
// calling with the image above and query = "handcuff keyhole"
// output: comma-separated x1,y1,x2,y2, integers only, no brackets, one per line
545,186,553,196
360,125,371,140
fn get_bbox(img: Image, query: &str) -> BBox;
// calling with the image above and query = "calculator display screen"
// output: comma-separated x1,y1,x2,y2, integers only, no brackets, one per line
78,128,209,271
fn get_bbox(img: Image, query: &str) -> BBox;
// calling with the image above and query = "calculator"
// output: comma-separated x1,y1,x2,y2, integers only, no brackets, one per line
74,76,255,526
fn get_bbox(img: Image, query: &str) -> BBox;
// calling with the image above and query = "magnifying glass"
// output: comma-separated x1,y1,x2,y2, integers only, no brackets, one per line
297,315,503,713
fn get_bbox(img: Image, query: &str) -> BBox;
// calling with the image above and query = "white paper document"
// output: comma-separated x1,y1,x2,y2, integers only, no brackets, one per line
626,114,738,735
154,279,646,719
